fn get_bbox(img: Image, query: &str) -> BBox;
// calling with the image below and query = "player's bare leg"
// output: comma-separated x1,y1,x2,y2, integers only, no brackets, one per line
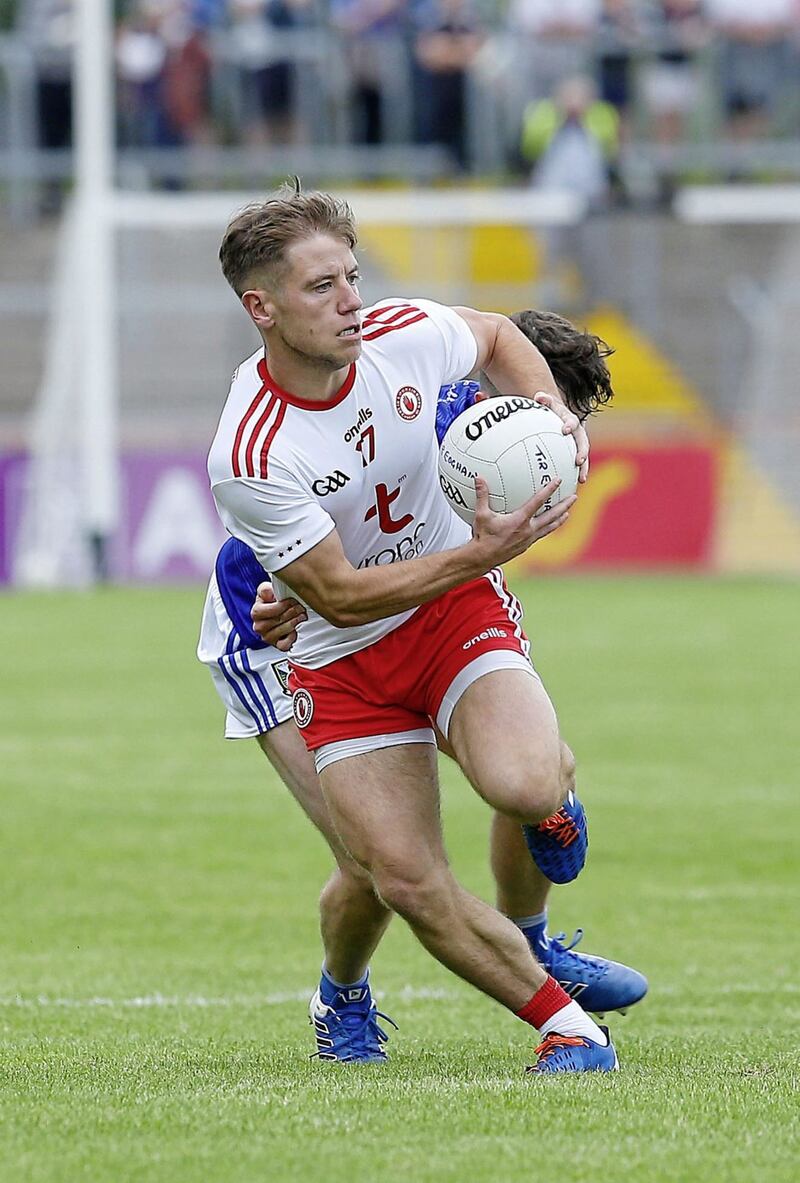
451,668,646,1016
489,738,577,911
436,721,554,918
490,813,551,917
258,725,391,983
318,742,550,1010
449,668,567,823
317,741,617,1070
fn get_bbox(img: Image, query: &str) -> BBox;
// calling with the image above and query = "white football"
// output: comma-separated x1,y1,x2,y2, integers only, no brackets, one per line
437,396,578,526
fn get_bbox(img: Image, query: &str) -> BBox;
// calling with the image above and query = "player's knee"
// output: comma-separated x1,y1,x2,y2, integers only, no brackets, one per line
320,861,376,910
482,759,563,825
371,863,449,925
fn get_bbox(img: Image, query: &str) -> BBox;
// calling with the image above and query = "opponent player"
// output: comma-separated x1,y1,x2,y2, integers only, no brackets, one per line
208,183,623,1073
198,310,645,1064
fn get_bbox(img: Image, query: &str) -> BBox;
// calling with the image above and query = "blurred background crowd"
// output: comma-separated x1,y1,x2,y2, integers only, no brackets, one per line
2,1,800,211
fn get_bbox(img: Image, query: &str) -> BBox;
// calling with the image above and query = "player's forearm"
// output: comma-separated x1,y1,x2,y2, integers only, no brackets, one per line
483,315,560,401
292,541,492,628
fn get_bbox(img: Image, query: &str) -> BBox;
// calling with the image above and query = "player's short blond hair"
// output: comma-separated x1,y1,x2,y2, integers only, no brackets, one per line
219,178,358,296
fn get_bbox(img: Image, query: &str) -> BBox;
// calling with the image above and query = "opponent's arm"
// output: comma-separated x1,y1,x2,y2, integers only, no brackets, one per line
454,307,590,480
273,477,574,629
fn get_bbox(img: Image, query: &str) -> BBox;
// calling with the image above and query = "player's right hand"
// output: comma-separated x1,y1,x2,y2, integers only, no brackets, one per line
470,476,576,564
251,582,307,651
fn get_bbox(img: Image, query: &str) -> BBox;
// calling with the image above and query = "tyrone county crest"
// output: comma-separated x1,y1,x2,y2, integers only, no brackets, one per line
395,386,422,421
292,688,314,729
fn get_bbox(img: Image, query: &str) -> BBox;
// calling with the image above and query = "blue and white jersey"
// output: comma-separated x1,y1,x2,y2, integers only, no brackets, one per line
198,380,481,736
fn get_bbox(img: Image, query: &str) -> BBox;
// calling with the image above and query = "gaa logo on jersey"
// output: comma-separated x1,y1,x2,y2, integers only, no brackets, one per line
395,386,422,421
292,688,314,729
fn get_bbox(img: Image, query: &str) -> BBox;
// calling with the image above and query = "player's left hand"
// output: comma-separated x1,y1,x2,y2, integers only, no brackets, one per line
532,392,590,482
251,582,307,651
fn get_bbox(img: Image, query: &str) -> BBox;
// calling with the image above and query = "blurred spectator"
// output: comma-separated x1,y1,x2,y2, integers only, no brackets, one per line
704,0,795,139
640,1,708,144
21,0,74,151
160,3,214,146
116,2,212,149
329,1,410,145
19,0,74,211
507,0,600,101
596,0,639,125
521,73,619,206
413,0,485,168
116,4,171,147
522,73,619,308
229,0,315,146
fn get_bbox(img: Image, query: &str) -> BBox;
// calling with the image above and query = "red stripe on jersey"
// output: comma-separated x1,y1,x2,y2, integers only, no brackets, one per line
244,392,279,478
362,312,427,341
259,397,287,479
231,361,269,477
362,303,420,329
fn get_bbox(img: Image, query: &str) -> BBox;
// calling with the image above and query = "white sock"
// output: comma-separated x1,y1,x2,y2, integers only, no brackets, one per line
540,1000,607,1045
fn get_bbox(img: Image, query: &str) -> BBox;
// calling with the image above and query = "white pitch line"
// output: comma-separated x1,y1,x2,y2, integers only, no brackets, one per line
0,985,460,1010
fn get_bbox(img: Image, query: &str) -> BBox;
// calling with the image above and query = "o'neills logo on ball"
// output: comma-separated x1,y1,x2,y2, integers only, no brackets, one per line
396,386,422,421
465,397,532,441
292,688,314,729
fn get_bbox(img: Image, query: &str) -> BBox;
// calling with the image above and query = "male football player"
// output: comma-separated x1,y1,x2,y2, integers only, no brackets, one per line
206,182,637,1072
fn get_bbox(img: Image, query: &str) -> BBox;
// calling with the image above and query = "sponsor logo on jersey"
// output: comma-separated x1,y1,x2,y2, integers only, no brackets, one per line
395,386,422,421
292,688,314,728
465,397,532,441
312,469,350,496
343,406,373,443
462,627,508,650
438,474,467,507
271,660,292,696
358,521,427,567
364,482,413,534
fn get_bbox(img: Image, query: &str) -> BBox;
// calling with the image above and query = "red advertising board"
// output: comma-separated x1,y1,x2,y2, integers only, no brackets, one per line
511,444,718,573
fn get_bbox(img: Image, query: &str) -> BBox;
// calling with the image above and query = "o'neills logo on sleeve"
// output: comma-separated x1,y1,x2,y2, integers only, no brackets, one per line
292,688,314,729
395,387,422,421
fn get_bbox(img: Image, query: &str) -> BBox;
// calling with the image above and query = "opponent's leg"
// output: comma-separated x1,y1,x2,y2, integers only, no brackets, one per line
441,714,645,1015
490,811,647,1015
317,742,615,1072
258,724,391,984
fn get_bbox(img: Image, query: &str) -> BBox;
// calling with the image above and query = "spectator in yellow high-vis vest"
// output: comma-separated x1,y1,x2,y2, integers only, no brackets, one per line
521,75,620,208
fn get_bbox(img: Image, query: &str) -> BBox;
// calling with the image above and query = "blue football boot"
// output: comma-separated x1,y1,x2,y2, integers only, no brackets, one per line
309,975,397,1063
527,1026,618,1074
522,790,588,884
530,926,648,1016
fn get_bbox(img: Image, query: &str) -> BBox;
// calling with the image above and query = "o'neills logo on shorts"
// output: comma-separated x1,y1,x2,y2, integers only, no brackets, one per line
292,688,314,728
463,627,507,650
396,386,422,421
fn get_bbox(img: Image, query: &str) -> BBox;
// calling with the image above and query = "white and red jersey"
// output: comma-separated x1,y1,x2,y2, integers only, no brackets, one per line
208,298,478,669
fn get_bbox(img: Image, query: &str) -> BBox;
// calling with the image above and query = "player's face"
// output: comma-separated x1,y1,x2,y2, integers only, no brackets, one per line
266,234,363,371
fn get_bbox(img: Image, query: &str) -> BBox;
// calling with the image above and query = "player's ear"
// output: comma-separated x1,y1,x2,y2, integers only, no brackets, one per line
242,289,275,330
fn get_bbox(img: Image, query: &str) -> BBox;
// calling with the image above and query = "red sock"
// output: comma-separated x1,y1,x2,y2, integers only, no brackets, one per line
516,976,571,1029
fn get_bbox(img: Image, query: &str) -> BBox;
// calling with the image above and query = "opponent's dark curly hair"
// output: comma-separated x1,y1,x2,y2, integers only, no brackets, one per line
511,309,615,421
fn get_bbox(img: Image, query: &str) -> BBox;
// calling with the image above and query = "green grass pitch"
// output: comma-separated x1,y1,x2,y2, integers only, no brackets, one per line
1,576,798,1183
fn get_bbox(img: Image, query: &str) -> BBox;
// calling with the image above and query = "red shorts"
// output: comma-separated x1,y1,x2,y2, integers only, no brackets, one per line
288,570,534,764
